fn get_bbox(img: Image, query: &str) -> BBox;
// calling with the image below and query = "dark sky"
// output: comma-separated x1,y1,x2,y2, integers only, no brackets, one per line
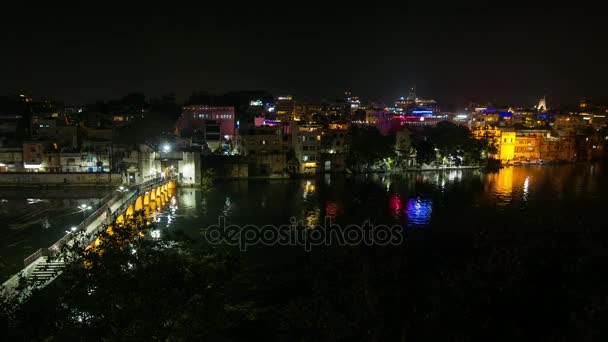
1,3,606,107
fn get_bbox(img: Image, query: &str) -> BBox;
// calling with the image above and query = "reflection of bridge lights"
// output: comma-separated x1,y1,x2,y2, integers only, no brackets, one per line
151,230,161,239
405,197,432,226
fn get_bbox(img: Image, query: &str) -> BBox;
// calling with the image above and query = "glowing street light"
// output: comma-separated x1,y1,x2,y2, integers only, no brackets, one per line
117,185,128,193
78,204,92,220
162,144,171,153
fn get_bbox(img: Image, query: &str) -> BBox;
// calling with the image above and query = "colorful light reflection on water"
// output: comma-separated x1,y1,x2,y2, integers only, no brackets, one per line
388,194,402,218
405,197,432,226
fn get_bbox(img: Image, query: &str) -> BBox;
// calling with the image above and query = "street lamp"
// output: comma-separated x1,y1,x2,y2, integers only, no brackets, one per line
78,204,92,220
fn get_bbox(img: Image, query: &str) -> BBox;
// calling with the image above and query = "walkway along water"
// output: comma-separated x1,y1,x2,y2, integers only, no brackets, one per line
1,177,176,292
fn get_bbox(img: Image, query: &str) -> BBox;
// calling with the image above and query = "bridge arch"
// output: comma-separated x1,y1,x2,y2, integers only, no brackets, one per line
126,204,134,218
135,196,143,212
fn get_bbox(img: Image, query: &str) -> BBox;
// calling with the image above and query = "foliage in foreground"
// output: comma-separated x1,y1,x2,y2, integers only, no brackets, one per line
0,216,250,340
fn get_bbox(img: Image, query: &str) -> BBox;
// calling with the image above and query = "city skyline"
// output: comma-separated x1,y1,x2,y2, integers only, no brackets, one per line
2,4,607,107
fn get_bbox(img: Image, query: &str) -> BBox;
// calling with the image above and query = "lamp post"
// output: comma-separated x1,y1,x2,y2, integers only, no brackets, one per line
117,185,129,194
78,204,92,220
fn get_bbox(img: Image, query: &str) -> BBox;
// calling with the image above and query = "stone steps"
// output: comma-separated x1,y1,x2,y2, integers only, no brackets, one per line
28,259,66,282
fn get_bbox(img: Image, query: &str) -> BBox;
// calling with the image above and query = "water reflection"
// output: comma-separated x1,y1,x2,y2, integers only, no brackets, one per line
304,208,320,228
222,196,232,216
523,176,530,202
303,180,316,200
325,202,337,218
148,164,606,241
388,194,402,218
405,197,433,226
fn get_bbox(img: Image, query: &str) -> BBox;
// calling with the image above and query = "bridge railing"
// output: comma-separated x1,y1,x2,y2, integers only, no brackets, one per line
23,177,173,266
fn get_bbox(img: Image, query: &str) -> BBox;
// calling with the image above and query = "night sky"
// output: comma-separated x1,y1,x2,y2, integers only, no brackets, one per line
2,4,606,107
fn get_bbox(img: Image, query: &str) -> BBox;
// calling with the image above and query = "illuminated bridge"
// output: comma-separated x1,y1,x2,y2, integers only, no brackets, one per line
2,177,176,291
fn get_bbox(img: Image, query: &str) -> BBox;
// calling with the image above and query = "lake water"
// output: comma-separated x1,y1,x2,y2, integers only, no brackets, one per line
152,163,606,239
2,163,605,281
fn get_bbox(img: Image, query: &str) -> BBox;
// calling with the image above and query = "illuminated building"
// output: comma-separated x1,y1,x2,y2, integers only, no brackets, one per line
178,106,235,150
513,130,542,161
469,108,500,128
345,91,361,110
395,87,439,116
319,125,348,172
238,125,284,156
0,147,23,172
293,102,344,123
275,95,295,120
292,124,322,174
473,126,577,164
536,96,548,113
22,142,45,171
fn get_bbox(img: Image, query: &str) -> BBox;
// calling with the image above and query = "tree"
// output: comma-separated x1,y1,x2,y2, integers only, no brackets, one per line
345,125,394,172
413,139,435,165
1,214,252,340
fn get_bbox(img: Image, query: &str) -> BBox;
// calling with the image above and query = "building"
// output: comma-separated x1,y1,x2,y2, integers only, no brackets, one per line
178,106,235,151
292,124,322,174
238,125,287,176
318,125,348,172
275,95,295,120
293,102,344,123
536,97,548,113
238,125,284,156
473,126,577,164
0,147,23,172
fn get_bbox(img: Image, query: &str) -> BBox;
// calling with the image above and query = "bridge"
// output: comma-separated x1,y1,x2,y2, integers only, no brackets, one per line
2,177,176,291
